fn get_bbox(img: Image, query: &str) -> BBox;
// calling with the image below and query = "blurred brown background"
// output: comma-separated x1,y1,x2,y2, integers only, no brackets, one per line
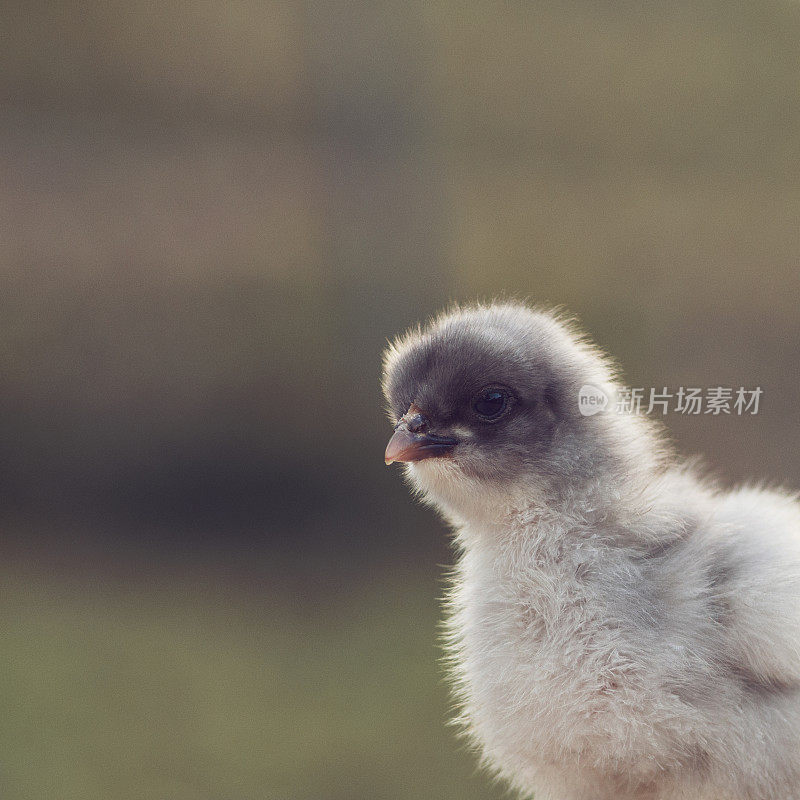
1,2,799,798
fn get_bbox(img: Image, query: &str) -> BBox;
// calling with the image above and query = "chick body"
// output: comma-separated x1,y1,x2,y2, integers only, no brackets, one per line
383,304,800,800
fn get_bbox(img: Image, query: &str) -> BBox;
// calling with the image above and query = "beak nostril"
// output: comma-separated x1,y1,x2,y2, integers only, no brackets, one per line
406,413,427,433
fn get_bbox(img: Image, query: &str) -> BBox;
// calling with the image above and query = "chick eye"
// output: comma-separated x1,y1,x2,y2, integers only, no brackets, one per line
472,389,509,420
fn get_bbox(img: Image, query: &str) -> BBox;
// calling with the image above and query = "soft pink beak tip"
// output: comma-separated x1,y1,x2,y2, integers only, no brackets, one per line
384,428,414,465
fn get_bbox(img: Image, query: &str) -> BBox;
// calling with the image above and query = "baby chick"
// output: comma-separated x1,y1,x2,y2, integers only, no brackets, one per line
382,302,800,800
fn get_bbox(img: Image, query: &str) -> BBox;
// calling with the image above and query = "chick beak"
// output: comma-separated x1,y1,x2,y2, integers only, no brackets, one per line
384,406,458,465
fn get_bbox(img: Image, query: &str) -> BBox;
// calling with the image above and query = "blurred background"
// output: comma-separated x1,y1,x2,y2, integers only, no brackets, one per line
2,1,799,798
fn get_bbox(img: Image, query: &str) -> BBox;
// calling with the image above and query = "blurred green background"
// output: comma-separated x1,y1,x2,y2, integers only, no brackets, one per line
2,2,800,798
